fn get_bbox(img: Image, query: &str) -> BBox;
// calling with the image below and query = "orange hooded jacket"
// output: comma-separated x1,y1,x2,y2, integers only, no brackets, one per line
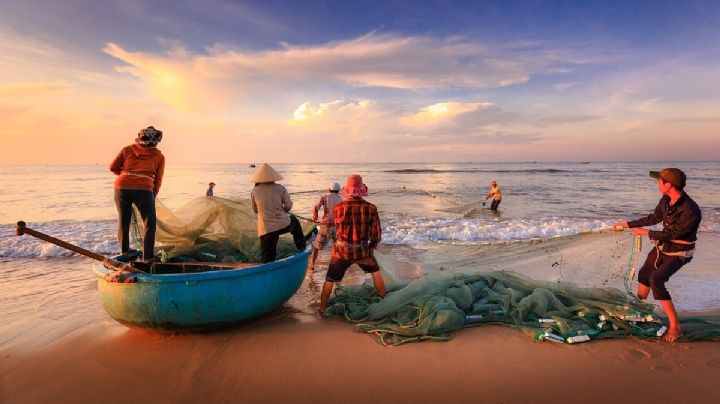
109,144,165,195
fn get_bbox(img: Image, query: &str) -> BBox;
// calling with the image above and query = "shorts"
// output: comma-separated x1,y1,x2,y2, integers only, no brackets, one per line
637,247,691,300
313,225,336,250
326,255,380,282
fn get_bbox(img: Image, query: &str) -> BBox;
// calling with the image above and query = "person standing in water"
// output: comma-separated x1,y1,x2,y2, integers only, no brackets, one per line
614,168,701,342
109,126,165,261
206,182,216,197
307,182,343,272
483,180,502,210
250,163,306,263
319,174,386,315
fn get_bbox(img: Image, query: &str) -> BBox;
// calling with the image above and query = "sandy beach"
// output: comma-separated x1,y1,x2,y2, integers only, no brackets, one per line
3,312,720,403
3,233,720,403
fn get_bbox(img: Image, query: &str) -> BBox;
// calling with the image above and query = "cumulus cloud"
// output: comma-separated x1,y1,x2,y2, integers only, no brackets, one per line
104,33,580,110
283,98,542,161
399,102,495,128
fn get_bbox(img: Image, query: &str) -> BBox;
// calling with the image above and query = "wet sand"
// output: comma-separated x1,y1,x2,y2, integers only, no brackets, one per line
3,313,720,404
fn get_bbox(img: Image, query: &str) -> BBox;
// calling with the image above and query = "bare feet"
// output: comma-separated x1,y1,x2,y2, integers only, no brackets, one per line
662,327,684,342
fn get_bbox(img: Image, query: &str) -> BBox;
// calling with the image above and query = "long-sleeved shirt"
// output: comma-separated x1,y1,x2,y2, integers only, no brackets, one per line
331,196,382,260
109,143,165,195
251,183,293,236
313,192,343,226
628,192,702,249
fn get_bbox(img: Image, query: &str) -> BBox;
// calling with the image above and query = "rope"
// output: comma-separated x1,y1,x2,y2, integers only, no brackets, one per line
421,189,463,206
131,211,143,249
623,234,642,298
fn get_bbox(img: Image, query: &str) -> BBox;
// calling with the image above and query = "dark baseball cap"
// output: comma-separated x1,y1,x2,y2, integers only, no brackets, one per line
649,168,686,189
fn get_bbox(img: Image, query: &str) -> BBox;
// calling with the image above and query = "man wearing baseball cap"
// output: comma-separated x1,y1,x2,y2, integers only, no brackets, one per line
614,167,702,342
318,174,386,315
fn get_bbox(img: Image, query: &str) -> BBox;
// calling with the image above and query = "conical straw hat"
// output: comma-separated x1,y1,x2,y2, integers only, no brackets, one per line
249,163,283,183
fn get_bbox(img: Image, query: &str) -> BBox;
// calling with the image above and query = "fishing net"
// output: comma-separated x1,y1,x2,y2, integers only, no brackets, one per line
325,232,720,345
132,197,315,263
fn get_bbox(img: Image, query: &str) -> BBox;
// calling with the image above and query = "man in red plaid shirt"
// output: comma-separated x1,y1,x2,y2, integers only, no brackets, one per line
319,174,386,315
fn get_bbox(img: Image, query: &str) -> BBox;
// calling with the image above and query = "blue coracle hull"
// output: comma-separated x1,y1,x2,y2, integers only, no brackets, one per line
92,249,309,331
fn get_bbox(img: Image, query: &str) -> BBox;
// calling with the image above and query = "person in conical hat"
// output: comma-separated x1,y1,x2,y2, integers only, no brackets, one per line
307,182,343,272
250,163,306,262
206,181,216,197
319,174,386,315
248,163,283,183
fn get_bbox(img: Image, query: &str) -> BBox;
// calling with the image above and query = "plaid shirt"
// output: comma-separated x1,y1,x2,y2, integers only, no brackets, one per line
332,196,382,260
313,192,343,226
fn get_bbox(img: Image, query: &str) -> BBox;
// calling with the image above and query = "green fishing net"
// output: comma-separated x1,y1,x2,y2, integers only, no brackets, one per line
324,233,720,345
133,197,315,263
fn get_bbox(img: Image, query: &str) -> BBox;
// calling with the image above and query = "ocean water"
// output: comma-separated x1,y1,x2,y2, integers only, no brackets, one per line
1,161,720,332
1,161,718,257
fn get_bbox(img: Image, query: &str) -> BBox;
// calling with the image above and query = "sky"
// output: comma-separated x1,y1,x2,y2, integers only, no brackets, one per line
1,0,719,164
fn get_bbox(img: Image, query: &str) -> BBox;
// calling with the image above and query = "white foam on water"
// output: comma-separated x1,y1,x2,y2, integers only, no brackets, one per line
1,213,718,258
0,221,119,258
383,216,616,244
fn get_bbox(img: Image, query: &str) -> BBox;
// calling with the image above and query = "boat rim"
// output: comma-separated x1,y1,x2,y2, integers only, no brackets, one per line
92,247,309,284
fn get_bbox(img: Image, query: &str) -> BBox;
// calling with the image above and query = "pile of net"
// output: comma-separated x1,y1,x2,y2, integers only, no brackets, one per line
325,270,720,345
133,197,315,263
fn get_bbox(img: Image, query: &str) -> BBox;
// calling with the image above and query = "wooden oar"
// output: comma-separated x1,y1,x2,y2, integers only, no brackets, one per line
15,221,144,273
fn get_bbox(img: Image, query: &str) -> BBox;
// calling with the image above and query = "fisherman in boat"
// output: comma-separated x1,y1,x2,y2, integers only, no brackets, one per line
109,126,165,262
250,163,306,263
307,182,343,272
613,168,702,342
319,174,386,315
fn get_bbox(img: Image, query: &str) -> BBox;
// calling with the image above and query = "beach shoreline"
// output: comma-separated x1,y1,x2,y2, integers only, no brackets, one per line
3,311,720,404
3,232,720,403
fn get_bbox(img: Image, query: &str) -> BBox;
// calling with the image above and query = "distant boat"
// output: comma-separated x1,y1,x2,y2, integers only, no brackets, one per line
92,249,310,331
581,161,591,164
249,164,256,168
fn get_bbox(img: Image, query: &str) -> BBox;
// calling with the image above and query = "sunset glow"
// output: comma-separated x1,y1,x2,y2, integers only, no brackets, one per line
1,1,719,164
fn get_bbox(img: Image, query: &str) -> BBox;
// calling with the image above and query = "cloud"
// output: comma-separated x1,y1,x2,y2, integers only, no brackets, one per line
0,81,71,97
399,102,495,128
662,117,720,124
553,82,577,92
288,99,396,141
104,33,582,110
282,98,542,162
532,114,601,128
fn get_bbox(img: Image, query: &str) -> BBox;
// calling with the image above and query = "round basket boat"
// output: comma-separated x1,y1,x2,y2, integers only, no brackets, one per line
92,249,310,331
